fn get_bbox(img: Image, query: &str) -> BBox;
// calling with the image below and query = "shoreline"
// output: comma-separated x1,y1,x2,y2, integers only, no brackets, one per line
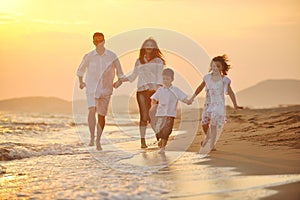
183,105,300,199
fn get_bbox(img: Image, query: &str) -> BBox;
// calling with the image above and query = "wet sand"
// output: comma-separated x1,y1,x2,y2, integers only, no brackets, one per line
185,105,300,199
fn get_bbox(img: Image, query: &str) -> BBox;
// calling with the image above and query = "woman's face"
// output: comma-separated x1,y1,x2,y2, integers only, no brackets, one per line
143,41,156,54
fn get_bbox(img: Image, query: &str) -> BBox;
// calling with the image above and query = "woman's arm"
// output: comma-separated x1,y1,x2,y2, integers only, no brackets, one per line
121,59,139,83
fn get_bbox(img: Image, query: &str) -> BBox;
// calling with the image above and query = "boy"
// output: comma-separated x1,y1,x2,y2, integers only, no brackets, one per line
150,68,191,154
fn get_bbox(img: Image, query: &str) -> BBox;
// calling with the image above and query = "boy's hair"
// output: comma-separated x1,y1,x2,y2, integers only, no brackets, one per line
93,32,104,39
162,68,174,79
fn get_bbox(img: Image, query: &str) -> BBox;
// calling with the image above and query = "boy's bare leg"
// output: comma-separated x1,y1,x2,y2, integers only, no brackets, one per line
88,107,96,146
158,139,167,154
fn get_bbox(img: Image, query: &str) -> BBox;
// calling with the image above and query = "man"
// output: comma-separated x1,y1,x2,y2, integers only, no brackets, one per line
77,32,124,150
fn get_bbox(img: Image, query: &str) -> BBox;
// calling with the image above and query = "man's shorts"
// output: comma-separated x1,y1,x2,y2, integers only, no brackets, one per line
96,95,111,116
86,93,96,108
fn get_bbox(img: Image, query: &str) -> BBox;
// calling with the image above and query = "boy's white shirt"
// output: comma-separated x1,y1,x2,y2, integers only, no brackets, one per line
151,85,187,117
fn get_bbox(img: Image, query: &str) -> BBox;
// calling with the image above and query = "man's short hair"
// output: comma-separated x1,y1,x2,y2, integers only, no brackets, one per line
93,32,104,39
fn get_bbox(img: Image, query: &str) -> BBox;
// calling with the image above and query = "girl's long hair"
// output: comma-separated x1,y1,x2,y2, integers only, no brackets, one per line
139,38,166,65
210,54,231,75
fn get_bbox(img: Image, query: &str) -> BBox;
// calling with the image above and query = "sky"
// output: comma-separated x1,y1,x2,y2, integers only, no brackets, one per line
0,0,299,101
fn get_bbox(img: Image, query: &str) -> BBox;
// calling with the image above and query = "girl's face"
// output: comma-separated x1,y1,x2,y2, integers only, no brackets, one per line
211,61,223,74
143,41,156,54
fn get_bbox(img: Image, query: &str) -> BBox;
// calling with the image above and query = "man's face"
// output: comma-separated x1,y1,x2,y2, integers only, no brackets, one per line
93,36,105,47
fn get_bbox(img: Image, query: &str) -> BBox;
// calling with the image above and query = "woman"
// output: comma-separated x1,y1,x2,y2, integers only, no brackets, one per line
119,38,166,148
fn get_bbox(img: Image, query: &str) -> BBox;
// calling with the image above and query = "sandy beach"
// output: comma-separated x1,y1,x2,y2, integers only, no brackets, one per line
185,105,300,199
1,105,299,199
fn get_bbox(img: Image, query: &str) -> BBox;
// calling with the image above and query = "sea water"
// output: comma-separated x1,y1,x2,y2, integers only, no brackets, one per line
1,111,300,199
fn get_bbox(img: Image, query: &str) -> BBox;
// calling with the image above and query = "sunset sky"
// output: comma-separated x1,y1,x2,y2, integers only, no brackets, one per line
0,0,299,101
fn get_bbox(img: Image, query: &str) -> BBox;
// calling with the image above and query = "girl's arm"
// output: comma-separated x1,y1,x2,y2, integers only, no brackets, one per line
228,85,243,109
188,81,205,103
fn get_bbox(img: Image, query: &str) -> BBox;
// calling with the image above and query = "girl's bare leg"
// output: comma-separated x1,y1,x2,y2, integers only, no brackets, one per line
201,124,209,146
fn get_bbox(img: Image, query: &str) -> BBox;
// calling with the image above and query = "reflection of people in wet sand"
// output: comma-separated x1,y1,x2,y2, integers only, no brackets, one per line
77,32,125,150
188,55,242,154
116,38,165,148
151,68,191,154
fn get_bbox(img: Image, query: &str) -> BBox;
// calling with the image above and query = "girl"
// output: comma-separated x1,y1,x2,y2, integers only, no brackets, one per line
188,55,242,154
117,38,166,148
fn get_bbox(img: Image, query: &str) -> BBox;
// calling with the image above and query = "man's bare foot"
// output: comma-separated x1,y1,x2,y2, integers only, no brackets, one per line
88,140,94,146
96,142,102,151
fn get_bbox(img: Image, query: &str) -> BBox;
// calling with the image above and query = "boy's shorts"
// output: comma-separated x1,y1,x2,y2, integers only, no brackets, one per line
96,95,111,116
155,116,175,140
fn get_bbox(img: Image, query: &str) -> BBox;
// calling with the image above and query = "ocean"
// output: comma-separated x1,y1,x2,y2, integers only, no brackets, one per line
1,111,300,200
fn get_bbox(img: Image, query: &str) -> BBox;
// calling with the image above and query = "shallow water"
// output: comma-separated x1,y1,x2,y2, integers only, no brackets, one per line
1,112,300,199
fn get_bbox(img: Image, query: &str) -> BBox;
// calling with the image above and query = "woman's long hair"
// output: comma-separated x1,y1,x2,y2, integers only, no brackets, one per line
139,38,166,65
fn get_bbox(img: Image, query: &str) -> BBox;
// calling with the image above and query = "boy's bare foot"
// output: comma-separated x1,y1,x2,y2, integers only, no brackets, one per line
158,147,165,154
158,140,162,148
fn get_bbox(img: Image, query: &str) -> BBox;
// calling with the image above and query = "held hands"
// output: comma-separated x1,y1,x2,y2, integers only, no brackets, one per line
113,79,123,89
185,98,194,105
79,82,86,89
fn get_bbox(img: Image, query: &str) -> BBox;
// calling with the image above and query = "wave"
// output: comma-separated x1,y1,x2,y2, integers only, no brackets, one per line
0,142,85,161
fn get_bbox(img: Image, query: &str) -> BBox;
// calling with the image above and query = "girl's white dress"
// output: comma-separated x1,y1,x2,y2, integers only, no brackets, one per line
199,73,231,155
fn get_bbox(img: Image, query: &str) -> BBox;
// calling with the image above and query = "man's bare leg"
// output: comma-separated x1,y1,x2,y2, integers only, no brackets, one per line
96,114,105,151
88,107,96,146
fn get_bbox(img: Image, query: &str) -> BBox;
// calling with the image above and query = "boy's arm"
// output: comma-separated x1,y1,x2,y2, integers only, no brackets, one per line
228,85,243,109
151,99,158,106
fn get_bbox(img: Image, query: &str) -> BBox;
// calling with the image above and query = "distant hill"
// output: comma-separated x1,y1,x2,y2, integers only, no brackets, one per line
0,79,299,113
236,79,300,108
0,97,72,113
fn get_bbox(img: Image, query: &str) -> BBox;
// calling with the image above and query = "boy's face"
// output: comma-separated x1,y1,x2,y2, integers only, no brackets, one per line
163,75,173,87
